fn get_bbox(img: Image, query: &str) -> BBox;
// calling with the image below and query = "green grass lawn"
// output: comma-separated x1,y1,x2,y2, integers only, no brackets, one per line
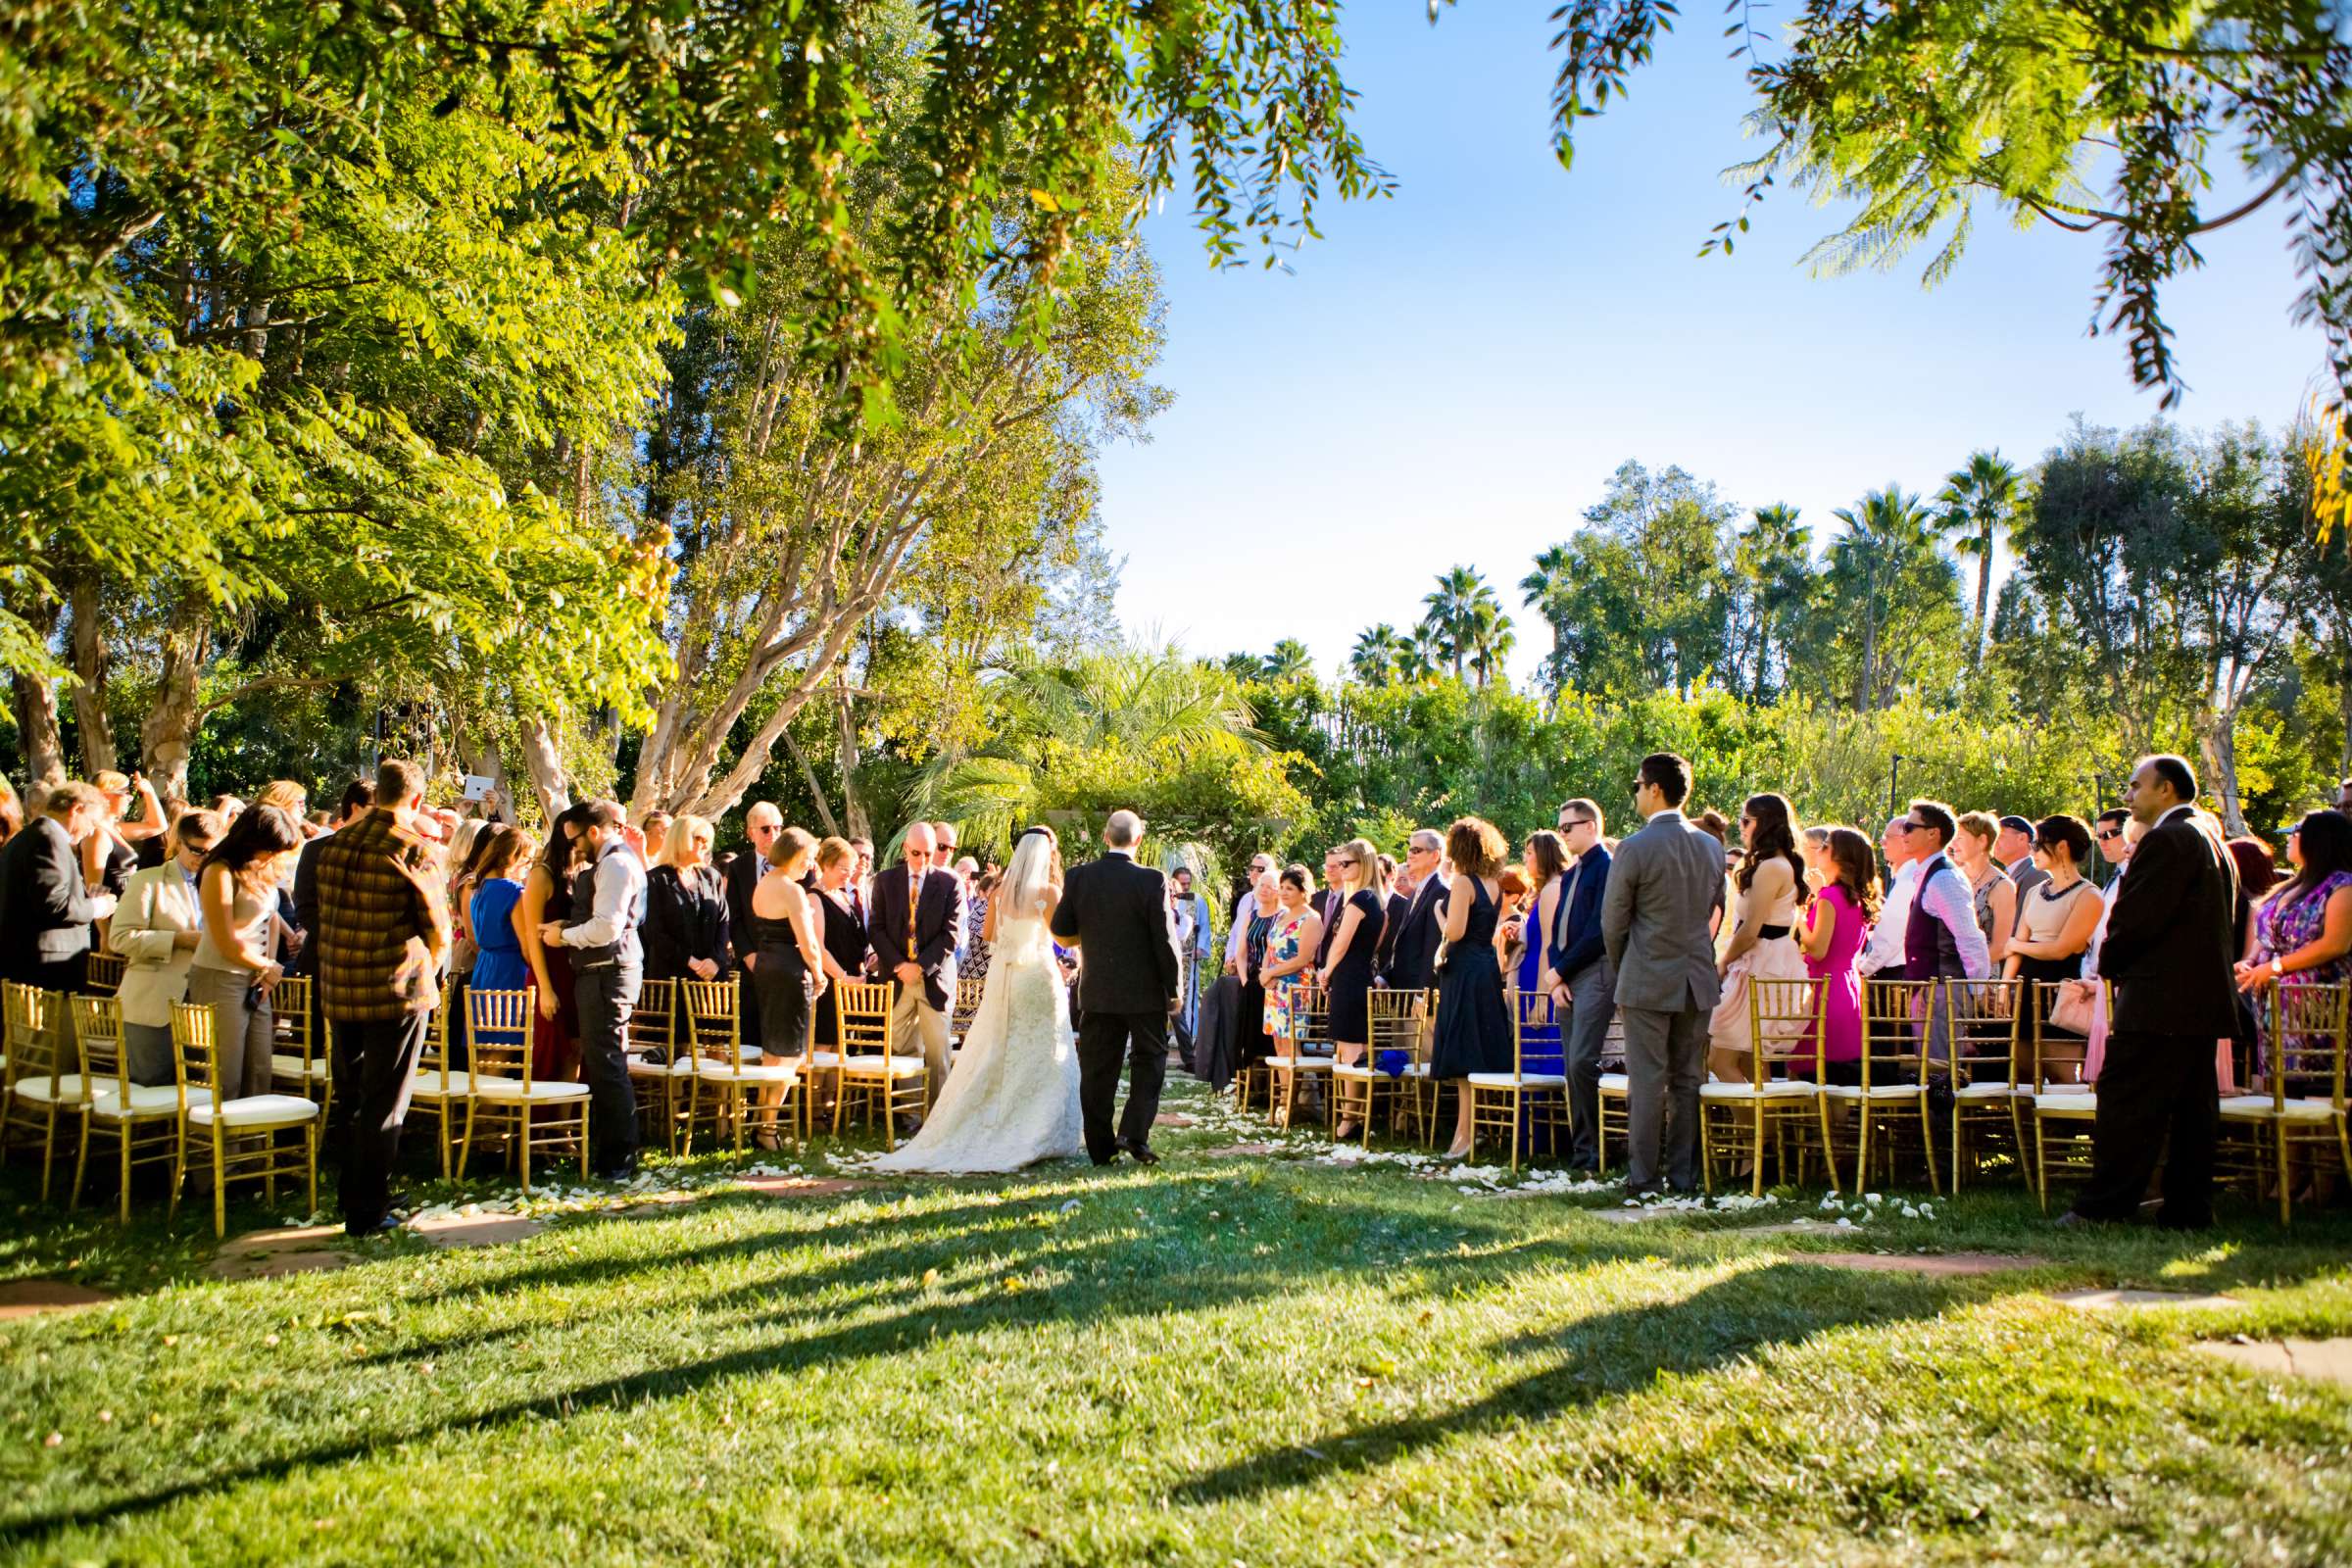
6,1077,2352,1565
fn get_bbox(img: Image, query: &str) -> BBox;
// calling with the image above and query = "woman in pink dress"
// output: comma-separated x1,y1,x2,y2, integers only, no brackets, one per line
1796,827,1878,1084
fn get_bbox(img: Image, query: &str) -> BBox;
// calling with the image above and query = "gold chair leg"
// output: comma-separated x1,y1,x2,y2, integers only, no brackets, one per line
2278,1127,2290,1227
211,1133,226,1239
70,1115,91,1211
306,1122,318,1219
119,1132,133,1226
2034,1116,2050,1214
1921,1096,1942,1196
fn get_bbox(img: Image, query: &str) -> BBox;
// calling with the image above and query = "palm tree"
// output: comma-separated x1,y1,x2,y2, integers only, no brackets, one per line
900,641,1268,849
1465,599,1516,689
1935,450,2021,664
1421,564,1496,684
1829,486,1937,709
1260,638,1315,684
1518,543,1574,693
1349,623,1404,687
1396,629,1437,683
1734,503,1811,698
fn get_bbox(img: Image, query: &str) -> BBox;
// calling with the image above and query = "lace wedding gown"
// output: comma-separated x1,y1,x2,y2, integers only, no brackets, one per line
870,906,1083,1173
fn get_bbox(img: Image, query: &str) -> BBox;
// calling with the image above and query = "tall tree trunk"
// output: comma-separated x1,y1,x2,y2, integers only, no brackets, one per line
454,716,518,824
10,669,65,791
1972,531,1993,666
67,570,117,774
2339,643,2352,780
781,726,841,837
517,713,573,826
137,606,209,804
2198,708,2248,837
834,679,870,841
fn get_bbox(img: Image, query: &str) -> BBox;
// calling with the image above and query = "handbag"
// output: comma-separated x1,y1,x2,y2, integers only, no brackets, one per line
2049,978,2099,1036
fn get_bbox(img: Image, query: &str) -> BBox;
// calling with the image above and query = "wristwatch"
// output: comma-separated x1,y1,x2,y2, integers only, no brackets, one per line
2272,957,2286,982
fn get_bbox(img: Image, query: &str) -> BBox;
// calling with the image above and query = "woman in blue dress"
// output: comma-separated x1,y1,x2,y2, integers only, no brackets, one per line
1431,816,1513,1161
468,827,537,993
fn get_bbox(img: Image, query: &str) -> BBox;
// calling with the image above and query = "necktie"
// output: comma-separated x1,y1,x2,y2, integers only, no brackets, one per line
907,869,919,956
1551,861,1582,962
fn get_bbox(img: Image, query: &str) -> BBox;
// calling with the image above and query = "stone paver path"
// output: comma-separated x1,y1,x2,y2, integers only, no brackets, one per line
2048,1287,2242,1311
1798,1251,2047,1278
737,1176,864,1199
0,1280,116,1319
2196,1338,2352,1388
206,1223,357,1282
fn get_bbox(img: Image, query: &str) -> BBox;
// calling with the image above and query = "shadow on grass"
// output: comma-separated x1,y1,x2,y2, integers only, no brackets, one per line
1170,1258,1959,1505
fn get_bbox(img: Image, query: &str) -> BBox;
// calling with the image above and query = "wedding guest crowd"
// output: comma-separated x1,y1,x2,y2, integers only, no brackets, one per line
1,735,2334,1232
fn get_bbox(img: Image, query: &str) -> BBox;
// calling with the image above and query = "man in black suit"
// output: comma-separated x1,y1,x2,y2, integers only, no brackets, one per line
0,782,116,991
1372,855,1411,976
719,802,782,1048
2064,755,2237,1231
866,821,964,1109
1378,829,1448,993
1051,809,1182,1165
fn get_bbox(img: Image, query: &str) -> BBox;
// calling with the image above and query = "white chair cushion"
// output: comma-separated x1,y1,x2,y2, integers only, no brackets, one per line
695,1058,798,1083
1699,1079,1817,1100
269,1053,326,1080
11,1073,103,1105
1818,1083,1922,1102
188,1093,320,1128
2219,1094,2336,1123
92,1084,208,1119
1597,1072,1630,1094
1466,1072,1568,1089
840,1054,927,1078
412,1068,473,1097
1269,1057,1331,1073
1400,1063,1433,1078
628,1054,697,1077
1330,1062,1378,1078
1954,1080,2017,1099
2033,1091,2097,1112
471,1077,591,1102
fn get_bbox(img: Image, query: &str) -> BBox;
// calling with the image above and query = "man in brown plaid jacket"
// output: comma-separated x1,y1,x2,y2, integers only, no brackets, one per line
317,758,451,1237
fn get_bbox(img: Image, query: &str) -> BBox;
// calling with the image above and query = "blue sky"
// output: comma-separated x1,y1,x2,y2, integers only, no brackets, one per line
1096,2,2326,686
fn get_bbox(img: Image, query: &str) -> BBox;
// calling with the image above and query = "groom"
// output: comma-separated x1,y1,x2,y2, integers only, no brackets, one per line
1050,809,1183,1165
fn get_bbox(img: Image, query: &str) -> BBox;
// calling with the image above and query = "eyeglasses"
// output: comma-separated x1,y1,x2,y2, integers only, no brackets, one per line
1336,858,1357,867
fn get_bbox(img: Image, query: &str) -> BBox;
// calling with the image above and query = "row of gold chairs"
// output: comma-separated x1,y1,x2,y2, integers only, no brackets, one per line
1219,973,2352,1217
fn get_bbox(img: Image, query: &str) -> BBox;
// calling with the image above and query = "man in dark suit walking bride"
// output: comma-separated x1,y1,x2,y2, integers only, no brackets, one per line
1050,809,1184,1165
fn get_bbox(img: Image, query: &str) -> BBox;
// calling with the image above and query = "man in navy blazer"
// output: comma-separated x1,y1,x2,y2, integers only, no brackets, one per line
1540,798,1617,1173
866,823,966,1110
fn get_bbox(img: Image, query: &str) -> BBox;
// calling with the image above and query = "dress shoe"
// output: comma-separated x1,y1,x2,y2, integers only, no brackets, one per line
347,1212,406,1239
1123,1143,1161,1166
595,1158,641,1183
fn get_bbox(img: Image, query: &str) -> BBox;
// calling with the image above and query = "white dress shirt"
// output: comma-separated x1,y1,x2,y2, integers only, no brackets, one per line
1858,858,1919,976
562,848,648,949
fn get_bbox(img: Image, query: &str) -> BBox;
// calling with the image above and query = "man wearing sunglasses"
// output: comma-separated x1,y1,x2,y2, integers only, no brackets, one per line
1890,801,1991,1065
1541,799,1615,1174
1379,830,1448,994
1856,813,1920,982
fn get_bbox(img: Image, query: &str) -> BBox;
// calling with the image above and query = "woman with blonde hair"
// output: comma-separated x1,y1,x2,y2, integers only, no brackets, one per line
1952,809,2018,967
645,812,729,984
1315,837,1389,1134
1431,815,1512,1160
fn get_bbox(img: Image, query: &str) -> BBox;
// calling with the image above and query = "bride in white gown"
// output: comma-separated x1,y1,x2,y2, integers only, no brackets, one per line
872,826,1083,1173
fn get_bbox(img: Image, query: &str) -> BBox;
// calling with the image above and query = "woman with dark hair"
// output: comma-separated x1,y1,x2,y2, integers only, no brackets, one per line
1507,828,1570,1078
1795,826,1879,1084
1707,793,1812,1083
1231,869,1281,1071
519,802,592,1081
1431,816,1512,1160
2004,813,2104,1080
1261,864,1323,1062
188,804,305,1097
467,827,539,995
811,836,869,1051
2237,808,2352,1004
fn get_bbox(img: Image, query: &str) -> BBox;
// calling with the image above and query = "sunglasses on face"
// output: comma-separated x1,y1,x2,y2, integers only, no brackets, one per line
2094,828,2122,842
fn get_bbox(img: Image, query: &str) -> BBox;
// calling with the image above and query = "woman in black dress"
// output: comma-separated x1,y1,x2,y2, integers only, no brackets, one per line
810,836,869,1050
744,827,824,1145
1316,834,1388,1137
1431,815,1513,1161
1231,869,1280,1069
644,813,731,983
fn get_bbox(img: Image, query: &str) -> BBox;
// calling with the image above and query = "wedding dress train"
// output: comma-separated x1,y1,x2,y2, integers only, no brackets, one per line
870,907,1083,1174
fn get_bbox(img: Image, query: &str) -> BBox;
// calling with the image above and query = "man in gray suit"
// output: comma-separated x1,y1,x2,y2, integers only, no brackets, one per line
1600,753,1727,1195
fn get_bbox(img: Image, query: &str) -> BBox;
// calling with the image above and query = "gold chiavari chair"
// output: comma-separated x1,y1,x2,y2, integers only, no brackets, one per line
1815,978,1940,1197
1267,981,1333,1132
1945,976,2025,1192
82,952,126,996
2219,982,2350,1226
3,983,87,1200
1593,1013,1630,1170
268,976,329,1109
71,993,181,1222
832,980,925,1148
626,978,696,1153
1699,976,1827,1197
1467,988,1569,1173
403,980,468,1181
683,978,798,1154
1334,987,1430,1147
2028,979,2101,1211
461,987,588,1191
171,1000,318,1237
951,974,986,1064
